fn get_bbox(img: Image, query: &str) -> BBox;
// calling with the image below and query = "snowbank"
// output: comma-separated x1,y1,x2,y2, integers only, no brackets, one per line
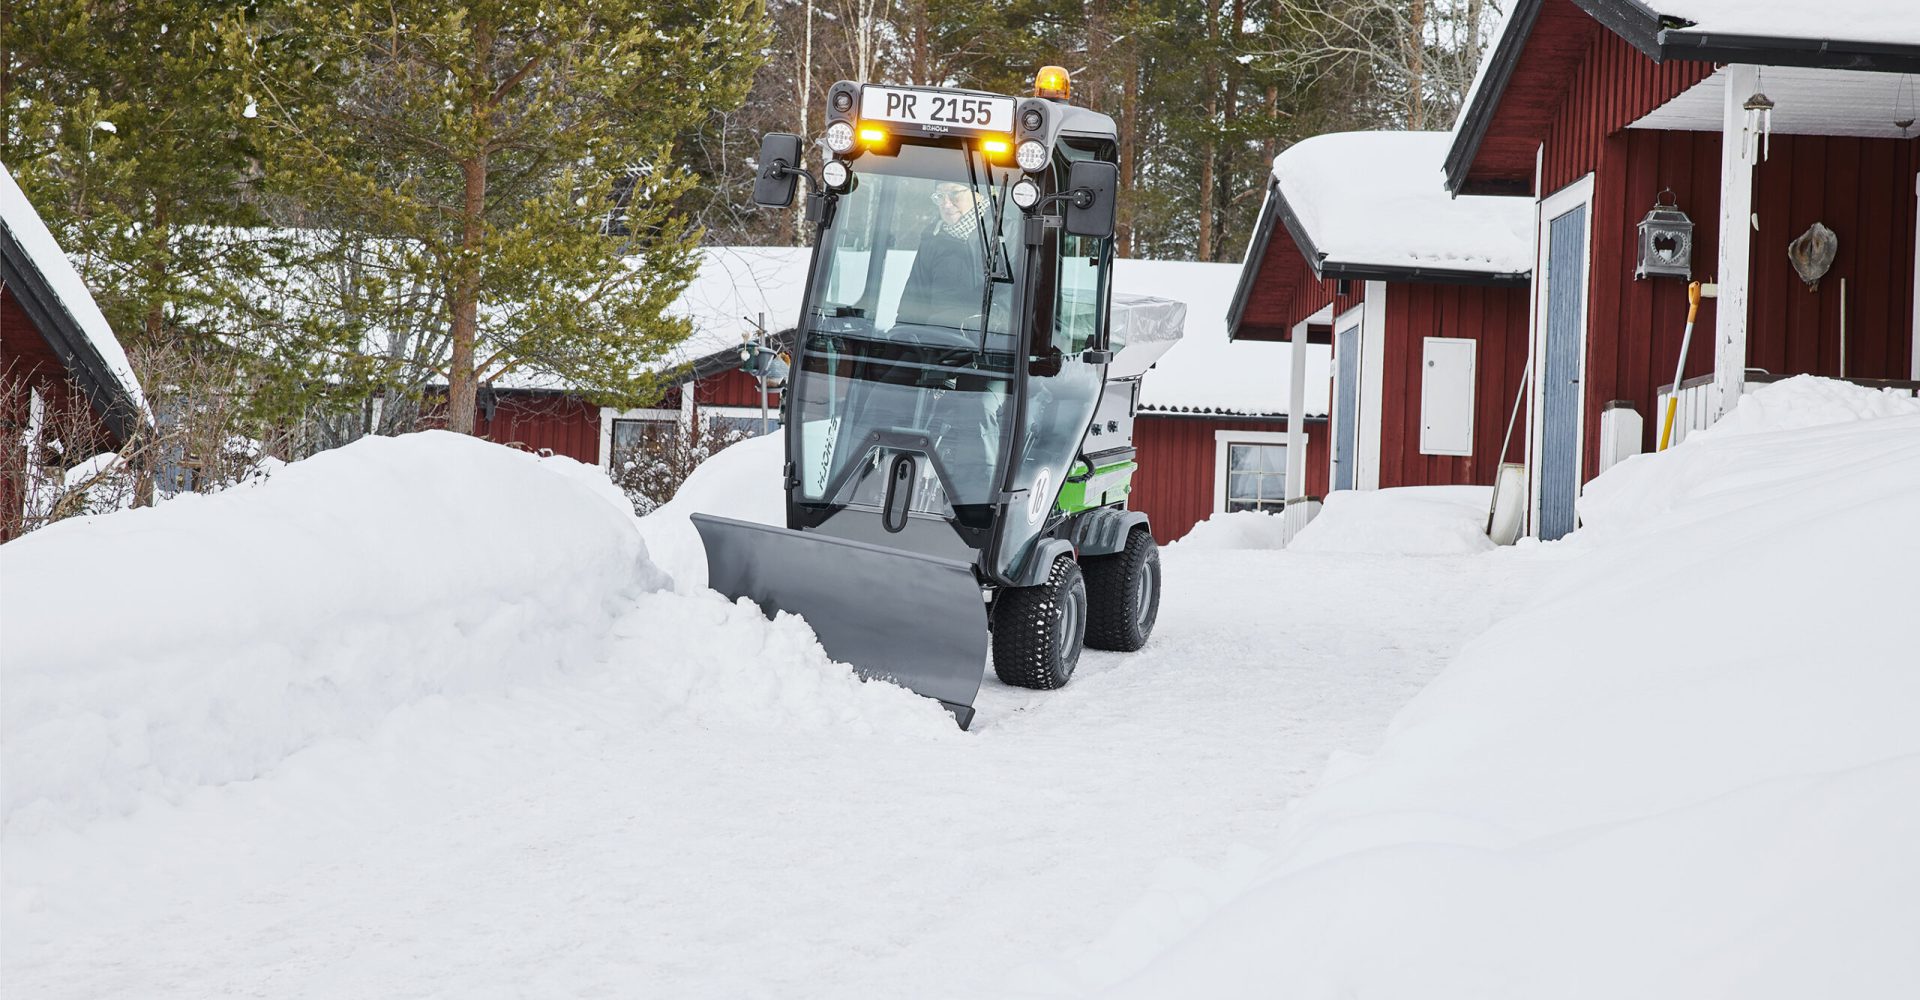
635,431,786,588
1287,485,1493,556
1695,372,1920,441
1,432,947,834
1042,398,1920,997
1170,510,1296,550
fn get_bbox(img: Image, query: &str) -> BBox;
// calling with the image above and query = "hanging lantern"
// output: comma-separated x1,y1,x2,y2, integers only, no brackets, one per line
1743,91,1775,161
1634,188,1693,281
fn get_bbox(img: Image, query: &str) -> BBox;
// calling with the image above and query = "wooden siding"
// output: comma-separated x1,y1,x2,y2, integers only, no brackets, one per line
1131,414,1330,544
1572,128,1919,479
1377,283,1533,488
1540,26,1714,194
471,392,601,464
1235,215,1366,341
2,288,119,541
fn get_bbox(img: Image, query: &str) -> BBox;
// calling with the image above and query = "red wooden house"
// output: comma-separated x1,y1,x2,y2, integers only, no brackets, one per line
1,163,150,540
1446,0,1920,539
1228,130,1535,496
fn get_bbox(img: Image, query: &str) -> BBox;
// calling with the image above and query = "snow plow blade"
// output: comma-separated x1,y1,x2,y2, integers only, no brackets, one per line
692,513,989,729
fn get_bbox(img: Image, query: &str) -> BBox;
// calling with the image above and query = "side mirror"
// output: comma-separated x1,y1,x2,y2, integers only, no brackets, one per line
753,133,805,208
1064,160,1118,238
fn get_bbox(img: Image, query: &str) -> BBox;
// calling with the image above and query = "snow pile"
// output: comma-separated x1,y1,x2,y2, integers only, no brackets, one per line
1171,510,1296,550
1272,132,1534,275
1287,485,1494,555
1040,404,1920,998
1696,373,1920,441
0,431,946,834
635,431,786,588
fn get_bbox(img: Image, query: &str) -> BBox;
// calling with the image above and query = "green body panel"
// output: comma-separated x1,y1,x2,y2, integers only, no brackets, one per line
1056,459,1137,513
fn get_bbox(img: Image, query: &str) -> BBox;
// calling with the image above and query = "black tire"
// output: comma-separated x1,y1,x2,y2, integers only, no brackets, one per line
991,556,1088,690
1082,528,1160,652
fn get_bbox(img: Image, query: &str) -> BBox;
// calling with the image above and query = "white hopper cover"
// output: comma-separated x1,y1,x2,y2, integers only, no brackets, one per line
1107,292,1185,380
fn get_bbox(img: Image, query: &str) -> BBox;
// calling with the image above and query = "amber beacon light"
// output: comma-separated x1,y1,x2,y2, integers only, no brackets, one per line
1034,65,1070,101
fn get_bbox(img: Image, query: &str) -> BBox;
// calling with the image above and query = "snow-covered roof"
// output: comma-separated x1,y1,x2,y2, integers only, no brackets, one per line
490,246,815,391
1119,259,1329,418
1651,0,1920,49
0,161,150,425
1272,132,1533,278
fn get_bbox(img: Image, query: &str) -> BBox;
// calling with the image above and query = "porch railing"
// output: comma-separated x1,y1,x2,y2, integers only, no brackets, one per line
1654,372,1920,448
1277,495,1323,546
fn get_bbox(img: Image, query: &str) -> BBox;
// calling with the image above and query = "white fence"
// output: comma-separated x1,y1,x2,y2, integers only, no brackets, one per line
1277,496,1323,546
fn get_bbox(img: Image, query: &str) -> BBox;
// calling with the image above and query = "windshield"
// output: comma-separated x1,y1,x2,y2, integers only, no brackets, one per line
792,141,1024,515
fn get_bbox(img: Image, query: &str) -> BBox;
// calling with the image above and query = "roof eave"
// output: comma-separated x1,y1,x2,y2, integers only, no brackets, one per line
0,225,147,444
1225,177,1284,342
1316,259,1533,286
1444,0,1547,196
1654,29,1920,73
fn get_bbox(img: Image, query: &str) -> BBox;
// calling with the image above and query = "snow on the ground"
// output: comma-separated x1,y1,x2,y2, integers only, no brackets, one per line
1287,484,1494,555
0,431,1540,998
1697,372,1920,440
1029,379,1920,999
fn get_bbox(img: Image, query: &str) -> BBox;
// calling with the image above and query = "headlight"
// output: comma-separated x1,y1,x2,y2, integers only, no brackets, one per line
825,121,855,154
1010,178,1041,209
1016,140,1048,172
821,159,850,190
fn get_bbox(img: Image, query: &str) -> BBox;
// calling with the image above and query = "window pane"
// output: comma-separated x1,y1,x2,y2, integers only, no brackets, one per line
1225,443,1287,509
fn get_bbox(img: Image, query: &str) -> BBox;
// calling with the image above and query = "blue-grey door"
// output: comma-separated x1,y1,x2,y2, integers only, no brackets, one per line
1332,324,1360,491
1538,203,1587,540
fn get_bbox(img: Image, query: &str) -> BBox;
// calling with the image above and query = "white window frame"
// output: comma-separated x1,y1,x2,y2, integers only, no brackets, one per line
597,406,680,470
1358,282,1387,489
1213,429,1292,513
1530,171,1596,538
1330,299,1369,491
1419,336,1478,457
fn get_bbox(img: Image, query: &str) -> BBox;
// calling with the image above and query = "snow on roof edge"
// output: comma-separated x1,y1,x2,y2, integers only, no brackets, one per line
0,160,150,422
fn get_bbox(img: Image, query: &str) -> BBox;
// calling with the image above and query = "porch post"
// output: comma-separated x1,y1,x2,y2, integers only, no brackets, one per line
1713,63,1759,417
680,380,696,438
1287,317,1308,499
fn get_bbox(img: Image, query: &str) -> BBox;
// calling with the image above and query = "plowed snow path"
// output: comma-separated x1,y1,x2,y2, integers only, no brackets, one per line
4,547,1541,998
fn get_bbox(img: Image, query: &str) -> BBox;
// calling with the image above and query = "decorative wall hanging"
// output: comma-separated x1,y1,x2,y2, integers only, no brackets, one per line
1787,222,1838,290
1634,189,1693,280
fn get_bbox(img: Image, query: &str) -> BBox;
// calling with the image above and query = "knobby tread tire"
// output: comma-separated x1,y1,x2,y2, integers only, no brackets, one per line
1082,528,1160,652
991,556,1087,690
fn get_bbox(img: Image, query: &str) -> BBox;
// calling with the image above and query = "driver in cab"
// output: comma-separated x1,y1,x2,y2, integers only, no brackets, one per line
895,181,987,331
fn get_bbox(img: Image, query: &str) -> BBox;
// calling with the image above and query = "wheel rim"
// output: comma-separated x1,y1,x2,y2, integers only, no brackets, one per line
1056,583,1085,674
1135,560,1156,624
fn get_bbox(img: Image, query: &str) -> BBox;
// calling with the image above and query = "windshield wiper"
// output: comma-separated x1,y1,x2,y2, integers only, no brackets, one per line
963,149,1013,352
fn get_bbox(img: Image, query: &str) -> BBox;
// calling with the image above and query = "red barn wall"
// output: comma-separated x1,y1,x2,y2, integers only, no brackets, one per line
1131,414,1329,545
1377,282,1532,488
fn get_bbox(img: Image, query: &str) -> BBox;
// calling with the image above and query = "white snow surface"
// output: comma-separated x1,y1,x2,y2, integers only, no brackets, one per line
1170,509,1297,550
1029,389,1920,998
1653,0,1920,48
1272,132,1534,275
0,160,149,419
1696,372,1920,441
1287,484,1496,556
0,432,1533,997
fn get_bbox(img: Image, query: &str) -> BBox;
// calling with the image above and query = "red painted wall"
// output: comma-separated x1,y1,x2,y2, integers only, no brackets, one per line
1377,282,1533,488
2,288,119,540
1131,414,1329,544
1544,53,1920,478
470,393,601,464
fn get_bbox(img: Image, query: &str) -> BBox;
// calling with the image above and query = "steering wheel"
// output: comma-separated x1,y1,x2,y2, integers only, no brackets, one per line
899,323,979,351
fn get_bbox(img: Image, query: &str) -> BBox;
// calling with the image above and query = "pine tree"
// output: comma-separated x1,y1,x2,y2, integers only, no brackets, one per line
234,0,766,433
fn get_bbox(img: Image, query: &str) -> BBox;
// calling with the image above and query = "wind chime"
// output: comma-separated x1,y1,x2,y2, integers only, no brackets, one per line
1743,84,1776,161
1895,74,1916,139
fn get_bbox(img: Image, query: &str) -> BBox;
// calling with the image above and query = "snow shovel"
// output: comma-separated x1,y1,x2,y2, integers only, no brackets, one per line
692,513,990,728
1657,281,1713,450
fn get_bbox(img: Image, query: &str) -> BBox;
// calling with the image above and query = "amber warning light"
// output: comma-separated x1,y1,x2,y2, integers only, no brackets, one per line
1034,65,1070,101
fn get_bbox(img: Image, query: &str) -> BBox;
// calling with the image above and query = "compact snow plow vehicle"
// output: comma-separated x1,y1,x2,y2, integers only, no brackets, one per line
693,67,1183,728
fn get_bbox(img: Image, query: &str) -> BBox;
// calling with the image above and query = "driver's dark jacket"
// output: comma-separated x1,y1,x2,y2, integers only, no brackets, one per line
895,226,985,328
